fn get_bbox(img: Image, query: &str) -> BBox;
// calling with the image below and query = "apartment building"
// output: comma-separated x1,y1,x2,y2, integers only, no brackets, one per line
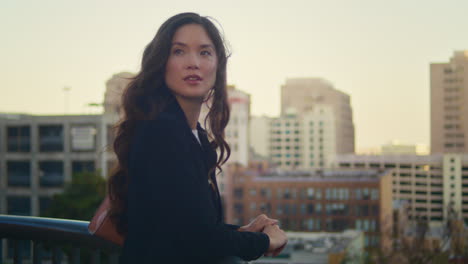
333,154,468,225
0,114,116,217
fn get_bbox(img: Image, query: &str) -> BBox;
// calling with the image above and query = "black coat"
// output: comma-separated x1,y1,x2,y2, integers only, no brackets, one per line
119,99,269,264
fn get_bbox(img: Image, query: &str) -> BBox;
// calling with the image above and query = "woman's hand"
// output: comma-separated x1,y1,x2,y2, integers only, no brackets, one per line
237,214,278,233
262,224,287,257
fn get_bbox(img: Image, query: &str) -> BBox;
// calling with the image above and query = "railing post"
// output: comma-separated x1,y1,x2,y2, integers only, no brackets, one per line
0,238,3,264
109,252,119,264
71,247,80,264
33,241,42,264
13,240,23,264
52,246,62,264
91,249,100,264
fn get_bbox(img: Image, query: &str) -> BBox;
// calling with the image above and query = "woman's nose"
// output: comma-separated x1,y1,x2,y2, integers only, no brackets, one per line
186,53,200,69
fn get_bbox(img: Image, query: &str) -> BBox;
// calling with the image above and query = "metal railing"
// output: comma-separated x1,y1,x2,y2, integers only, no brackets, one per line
0,215,249,264
0,214,120,264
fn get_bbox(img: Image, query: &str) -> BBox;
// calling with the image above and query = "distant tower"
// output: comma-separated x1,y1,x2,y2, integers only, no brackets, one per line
200,85,250,166
430,51,468,154
281,78,355,154
103,72,134,117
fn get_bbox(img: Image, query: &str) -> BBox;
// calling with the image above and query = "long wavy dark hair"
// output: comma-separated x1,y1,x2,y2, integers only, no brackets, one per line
107,12,231,236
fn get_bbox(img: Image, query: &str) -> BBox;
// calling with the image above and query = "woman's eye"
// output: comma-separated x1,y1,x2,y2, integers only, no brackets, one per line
201,50,212,56
173,49,184,55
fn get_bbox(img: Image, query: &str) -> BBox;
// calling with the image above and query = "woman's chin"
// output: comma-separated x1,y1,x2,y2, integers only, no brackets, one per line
175,93,207,103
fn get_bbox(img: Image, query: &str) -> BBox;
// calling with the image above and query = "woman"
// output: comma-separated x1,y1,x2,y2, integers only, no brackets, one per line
108,13,287,263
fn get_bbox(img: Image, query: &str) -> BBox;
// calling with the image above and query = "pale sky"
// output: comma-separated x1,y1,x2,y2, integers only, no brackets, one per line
1,0,467,151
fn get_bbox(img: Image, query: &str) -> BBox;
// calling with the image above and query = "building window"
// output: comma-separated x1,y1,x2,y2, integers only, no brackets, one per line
260,188,271,198
39,196,53,216
72,161,95,176
400,164,411,169
276,204,283,215
355,189,362,200
70,125,97,151
39,161,64,187
7,126,31,152
356,219,362,230
234,188,243,199
234,203,243,214
316,203,322,213
7,196,31,216
7,161,30,187
316,189,322,199
249,188,257,196
363,188,370,200
39,125,64,152
300,204,306,215
260,203,271,214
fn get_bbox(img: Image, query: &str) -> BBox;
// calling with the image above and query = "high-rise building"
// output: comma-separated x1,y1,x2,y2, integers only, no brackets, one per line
281,78,355,154
199,85,250,200
268,104,336,170
249,116,271,159
430,51,468,154
225,86,250,167
200,85,250,167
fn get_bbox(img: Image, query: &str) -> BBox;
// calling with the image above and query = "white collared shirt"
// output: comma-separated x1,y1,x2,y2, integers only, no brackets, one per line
192,129,201,145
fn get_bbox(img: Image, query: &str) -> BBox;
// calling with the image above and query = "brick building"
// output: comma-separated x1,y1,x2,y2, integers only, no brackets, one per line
224,162,393,249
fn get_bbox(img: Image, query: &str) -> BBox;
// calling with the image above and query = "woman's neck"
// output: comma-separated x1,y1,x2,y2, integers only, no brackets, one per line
174,96,202,130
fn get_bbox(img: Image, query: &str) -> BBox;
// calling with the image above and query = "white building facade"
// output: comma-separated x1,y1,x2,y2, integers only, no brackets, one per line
268,105,336,170
332,153,468,225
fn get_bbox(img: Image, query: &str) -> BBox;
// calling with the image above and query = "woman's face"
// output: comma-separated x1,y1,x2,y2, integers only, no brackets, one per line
165,24,218,102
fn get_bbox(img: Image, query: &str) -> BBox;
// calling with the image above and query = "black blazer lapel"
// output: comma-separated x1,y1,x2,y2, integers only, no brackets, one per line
159,99,223,221
197,124,224,222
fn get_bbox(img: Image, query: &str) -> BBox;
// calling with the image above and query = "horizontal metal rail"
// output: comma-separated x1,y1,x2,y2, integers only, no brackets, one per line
0,215,248,264
0,214,120,264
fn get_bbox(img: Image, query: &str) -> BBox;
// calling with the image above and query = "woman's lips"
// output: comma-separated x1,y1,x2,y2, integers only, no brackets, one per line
184,75,202,85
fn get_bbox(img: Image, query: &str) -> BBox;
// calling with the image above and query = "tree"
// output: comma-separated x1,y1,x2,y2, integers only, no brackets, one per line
40,171,108,263
367,205,468,264
43,170,106,221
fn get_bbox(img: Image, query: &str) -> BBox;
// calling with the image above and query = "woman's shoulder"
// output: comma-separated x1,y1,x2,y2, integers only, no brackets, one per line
131,120,179,151
134,115,183,137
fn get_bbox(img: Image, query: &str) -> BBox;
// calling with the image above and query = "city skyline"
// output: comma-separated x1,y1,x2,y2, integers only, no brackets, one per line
2,0,468,151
